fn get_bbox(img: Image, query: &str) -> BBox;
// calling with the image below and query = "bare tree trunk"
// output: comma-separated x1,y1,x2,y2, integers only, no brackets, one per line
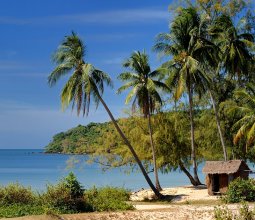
97,94,163,199
179,161,198,186
187,76,202,186
208,90,228,161
148,110,162,191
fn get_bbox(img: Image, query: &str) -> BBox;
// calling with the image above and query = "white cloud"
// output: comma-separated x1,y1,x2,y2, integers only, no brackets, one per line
103,57,123,65
54,8,170,25
0,8,171,26
0,50,18,58
0,61,30,70
85,33,143,42
0,17,28,25
0,60,48,77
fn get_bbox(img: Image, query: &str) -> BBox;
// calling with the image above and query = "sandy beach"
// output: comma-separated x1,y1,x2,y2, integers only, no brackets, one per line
3,185,238,220
130,184,218,203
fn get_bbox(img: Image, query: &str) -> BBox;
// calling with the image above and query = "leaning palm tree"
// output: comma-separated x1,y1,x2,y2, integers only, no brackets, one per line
48,32,163,198
117,51,169,191
154,8,219,185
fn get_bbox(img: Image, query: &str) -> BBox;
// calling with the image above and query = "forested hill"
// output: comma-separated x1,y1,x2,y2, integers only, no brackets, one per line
45,107,255,166
45,122,110,154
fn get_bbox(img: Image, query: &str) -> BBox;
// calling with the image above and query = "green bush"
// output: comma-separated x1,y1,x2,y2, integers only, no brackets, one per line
224,178,255,203
214,203,255,220
84,186,133,211
42,172,89,213
63,172,84,198
0,174,133,218
0,183,37,205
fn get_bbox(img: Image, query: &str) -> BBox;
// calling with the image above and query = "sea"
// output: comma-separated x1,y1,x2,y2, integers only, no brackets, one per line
0,149,254,191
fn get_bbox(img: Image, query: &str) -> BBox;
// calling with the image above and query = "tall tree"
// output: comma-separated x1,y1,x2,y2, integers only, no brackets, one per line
209,14,254,85
154,7,219,185
117,51,169,191
48,32,163,198
225,84,255,153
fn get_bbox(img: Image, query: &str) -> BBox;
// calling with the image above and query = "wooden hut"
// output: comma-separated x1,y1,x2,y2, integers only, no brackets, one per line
202,160,251,195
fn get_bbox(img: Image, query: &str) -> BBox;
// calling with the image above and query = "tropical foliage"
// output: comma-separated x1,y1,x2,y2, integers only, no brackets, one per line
46,0,255,196
0,174,132,218
48,32,163,198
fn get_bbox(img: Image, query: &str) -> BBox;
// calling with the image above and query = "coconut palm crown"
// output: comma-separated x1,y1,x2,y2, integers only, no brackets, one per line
228,84,255,149
48,32,112,116
117,51,169,117
209,14,254,83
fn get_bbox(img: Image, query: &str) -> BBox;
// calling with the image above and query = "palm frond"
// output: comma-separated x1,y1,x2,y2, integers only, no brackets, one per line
175,68,186,100
48,63,74,87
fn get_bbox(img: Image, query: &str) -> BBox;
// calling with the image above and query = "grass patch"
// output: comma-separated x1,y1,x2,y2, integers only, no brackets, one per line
84,186,134,211
0,204,45,218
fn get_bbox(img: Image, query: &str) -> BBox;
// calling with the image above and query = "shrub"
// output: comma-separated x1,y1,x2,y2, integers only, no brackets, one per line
63,172,84,198
0,183,36,205
214,203,255,220
224,178,255,203
214,205,233,220
42,172,89,213
84,186,133,211
0,174,133,218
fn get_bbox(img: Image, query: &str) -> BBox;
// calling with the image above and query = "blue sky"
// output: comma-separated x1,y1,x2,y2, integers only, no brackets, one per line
0,0,173,149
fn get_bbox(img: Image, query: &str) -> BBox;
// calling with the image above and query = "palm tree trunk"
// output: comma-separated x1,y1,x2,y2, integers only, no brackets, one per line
208,90,228,161
97,94,163,199
187,77,202,186
148,110,162,191
179,161,198,186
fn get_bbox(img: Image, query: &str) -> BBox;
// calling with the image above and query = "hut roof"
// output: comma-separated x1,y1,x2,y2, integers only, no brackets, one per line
202,160,250,174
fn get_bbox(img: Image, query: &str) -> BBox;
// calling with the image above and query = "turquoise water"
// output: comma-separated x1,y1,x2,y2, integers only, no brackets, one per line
0,149,206,191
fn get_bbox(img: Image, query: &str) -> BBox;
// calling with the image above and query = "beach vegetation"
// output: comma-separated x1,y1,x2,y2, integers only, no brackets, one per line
42,172,88,213
214,202,254,220
0,174,132,218
0,183,36,205
0,204,45,218
223,178,255,203
84,186,133,211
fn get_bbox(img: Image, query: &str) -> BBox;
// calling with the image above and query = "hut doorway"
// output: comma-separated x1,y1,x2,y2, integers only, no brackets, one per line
212,174,220,193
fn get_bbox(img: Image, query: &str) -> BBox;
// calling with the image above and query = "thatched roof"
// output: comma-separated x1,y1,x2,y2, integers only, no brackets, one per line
202,160,250,174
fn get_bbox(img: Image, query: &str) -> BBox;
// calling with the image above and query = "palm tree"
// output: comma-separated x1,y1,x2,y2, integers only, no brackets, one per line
207,14,254,160
154,7,220,185
48,32,163,198
209,14,254,85
226,84,255,153
117,51,169,191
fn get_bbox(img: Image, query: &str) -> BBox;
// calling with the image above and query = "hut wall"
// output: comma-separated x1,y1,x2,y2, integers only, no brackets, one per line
219,174,228,194
233,163,249,179
206,174,213,196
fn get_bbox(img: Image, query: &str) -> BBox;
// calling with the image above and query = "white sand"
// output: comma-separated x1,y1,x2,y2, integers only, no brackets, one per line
130,185,218,203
